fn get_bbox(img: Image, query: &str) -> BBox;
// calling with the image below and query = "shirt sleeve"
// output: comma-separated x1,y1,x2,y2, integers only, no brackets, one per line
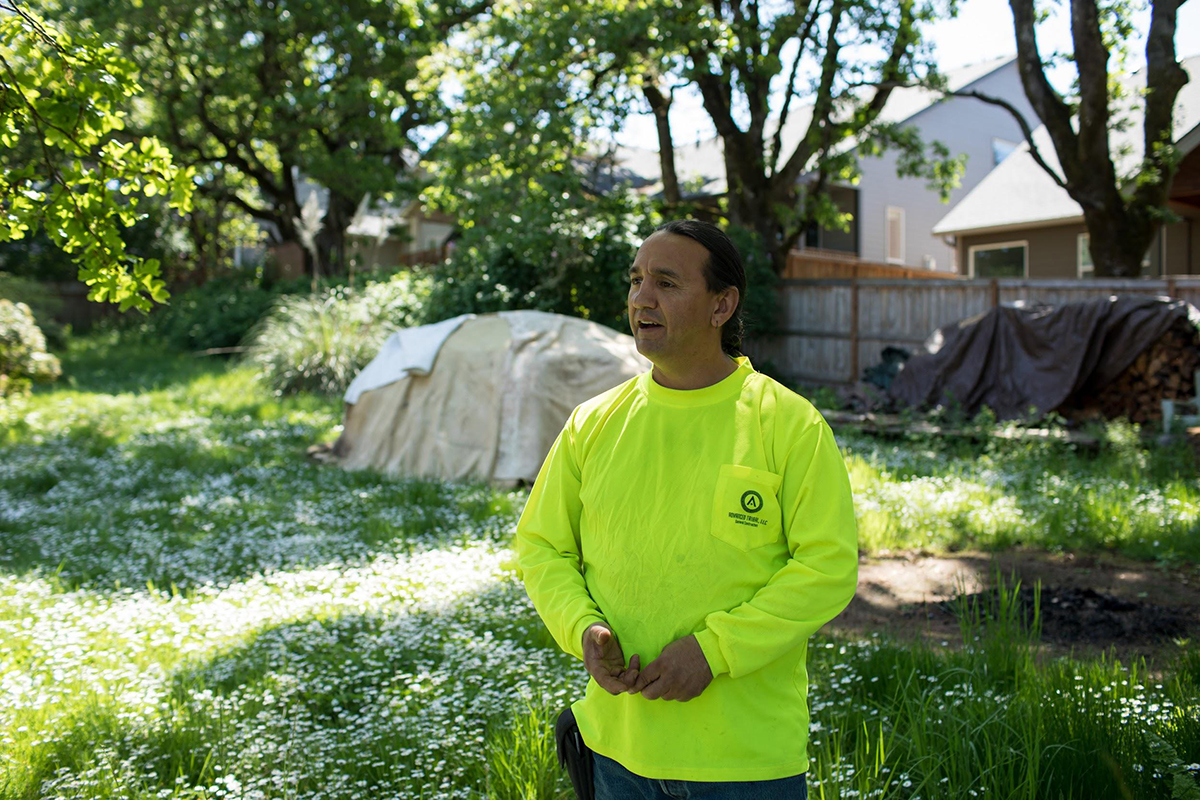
692,419,858,679
514,410,609,662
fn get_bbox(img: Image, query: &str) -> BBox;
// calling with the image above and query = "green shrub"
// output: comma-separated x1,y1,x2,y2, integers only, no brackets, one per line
133,272,287,352
246,271,430,396
806,384,845,411
120,265,424,353
0,300,62,396
725,224,781,341
420,226,639,332
0,273,69,349
419,216,780,346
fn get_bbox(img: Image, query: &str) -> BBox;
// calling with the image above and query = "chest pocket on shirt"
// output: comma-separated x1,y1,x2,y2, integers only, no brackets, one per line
710,464,784,552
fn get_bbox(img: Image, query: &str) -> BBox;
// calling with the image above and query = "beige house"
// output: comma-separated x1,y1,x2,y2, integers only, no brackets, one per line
259,169,456,279
932,55,1200,278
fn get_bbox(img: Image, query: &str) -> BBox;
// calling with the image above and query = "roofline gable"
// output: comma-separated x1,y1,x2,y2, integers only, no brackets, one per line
887,55,1019,129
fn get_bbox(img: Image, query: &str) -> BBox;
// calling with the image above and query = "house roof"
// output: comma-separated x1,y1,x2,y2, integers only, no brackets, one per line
932,54,1200,237
599,55,1016,197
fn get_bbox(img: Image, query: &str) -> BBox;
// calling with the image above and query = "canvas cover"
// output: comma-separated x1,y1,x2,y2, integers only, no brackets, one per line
343,313,472,404
330,310,650,485
887,295,1200,420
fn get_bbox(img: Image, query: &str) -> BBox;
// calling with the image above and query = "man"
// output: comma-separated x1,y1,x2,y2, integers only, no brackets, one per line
515,219,858,798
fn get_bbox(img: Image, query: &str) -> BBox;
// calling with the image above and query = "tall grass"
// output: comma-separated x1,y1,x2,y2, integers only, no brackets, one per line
492,572,1199,799
479,698,571,800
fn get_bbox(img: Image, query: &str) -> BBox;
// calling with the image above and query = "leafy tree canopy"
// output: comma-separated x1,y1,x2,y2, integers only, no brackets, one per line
431,0,965,273
0,3,196,311
47,0,488,279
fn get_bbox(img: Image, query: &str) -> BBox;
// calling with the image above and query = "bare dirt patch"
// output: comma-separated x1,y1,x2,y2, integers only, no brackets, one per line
824,548,1200,668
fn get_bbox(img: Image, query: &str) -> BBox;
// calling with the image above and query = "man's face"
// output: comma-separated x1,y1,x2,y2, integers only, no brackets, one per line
627,231,725,364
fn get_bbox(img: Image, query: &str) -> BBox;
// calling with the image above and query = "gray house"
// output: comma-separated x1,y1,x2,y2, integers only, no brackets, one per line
932,54,1200,278
604,56,1038,273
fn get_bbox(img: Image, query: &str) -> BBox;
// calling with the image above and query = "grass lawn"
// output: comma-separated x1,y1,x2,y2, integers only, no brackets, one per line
1,334,1197,799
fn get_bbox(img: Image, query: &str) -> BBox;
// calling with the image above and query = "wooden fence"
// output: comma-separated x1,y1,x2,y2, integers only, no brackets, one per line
744,277,1200,385
45,281,123,330
398,246,448,267
784,249,956,280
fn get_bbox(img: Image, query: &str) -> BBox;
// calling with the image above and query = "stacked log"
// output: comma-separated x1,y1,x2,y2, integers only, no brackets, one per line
1061,319,1200,424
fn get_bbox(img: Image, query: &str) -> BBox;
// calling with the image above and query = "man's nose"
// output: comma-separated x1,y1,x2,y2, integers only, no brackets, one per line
631,283,656,308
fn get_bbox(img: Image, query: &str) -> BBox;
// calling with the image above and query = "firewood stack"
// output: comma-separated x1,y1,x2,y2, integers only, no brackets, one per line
1060,318,1200,424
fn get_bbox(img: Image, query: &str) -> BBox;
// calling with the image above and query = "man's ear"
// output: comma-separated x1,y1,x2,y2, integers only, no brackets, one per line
712,287,739,328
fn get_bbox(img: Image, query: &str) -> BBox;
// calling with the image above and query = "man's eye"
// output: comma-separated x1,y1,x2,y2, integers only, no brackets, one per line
630,277,641,285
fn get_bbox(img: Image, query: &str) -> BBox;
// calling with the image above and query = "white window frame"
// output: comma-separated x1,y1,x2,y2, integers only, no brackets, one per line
1077,233,1094,278
967,240,1028,278
885,206,905,264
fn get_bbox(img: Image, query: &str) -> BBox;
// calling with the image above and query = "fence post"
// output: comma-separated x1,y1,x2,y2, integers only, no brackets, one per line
990,279,1000,308
1166,276,1177,299
849,278,859,383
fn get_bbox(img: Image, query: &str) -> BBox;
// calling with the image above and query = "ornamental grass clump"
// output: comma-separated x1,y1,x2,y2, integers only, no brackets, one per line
246,271,430,397
0,300,61,397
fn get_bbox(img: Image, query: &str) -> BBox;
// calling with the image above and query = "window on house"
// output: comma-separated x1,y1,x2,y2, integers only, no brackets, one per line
803,222,819,249
1078,233,1094,278
969,241,1027,278
992,138,1019,166
886,207,904,264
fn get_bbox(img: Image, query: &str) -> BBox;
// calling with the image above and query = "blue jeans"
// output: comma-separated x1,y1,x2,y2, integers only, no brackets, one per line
592,752,808,800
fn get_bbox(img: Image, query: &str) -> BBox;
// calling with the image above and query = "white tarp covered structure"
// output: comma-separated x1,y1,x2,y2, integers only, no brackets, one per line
326,310,650,485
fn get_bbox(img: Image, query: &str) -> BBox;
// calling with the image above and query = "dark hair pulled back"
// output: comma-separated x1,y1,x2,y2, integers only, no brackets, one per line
653,219,747,357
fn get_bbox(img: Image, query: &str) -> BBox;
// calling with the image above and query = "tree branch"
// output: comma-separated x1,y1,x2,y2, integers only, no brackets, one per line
195,85,285,199
1007,0,1078,174
642,79,680,204
949,88,1069,190
768,0,820,175
1068,0,1113,176
775,0,845,189
1134,0,1189,206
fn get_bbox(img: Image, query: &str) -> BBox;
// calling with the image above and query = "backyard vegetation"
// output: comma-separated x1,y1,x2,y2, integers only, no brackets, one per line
1,335,1198,799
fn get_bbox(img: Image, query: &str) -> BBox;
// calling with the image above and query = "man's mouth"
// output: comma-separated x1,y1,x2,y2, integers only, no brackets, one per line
637,320,663,330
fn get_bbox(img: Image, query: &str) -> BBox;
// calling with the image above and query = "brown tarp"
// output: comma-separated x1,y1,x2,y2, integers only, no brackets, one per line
887,295,1200,420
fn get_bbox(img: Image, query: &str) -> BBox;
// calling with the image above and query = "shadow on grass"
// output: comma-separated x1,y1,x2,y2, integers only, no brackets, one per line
1,381,522,592
4,332,526,591
0,454,521,594
4,589,574,800
8,578,1200,800
39,332,233,397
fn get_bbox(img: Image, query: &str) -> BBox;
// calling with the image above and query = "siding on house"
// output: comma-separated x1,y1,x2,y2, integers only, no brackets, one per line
855,61,1038,273
1163,215,1200,275
412,220,455,252
348,238,408,269
957,213,1200,278
959,222,1087,278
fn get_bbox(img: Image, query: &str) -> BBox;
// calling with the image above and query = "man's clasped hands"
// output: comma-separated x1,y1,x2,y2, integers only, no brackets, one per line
582,622,714,702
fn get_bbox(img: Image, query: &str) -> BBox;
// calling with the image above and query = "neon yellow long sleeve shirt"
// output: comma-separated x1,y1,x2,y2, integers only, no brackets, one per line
514,355,858,781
